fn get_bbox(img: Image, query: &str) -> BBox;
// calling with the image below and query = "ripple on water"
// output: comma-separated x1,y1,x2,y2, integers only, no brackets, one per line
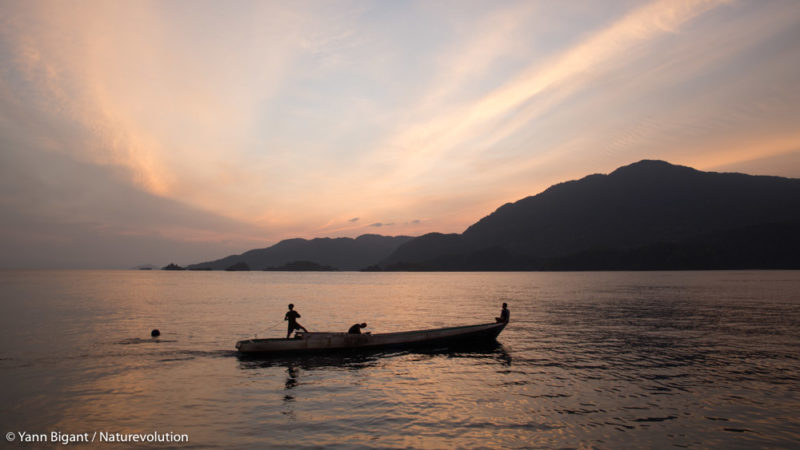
1,271,800,448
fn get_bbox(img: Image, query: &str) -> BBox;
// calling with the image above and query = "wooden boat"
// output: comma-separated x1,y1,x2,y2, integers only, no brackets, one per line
236,321,507,355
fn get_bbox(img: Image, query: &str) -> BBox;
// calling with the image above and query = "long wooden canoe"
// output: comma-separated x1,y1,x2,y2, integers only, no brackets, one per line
236,321,507,355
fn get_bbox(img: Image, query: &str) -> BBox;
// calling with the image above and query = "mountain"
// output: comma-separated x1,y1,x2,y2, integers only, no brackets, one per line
380,160,800,270
188,234,413,271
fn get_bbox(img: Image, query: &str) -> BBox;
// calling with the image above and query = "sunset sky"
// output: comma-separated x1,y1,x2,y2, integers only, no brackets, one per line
1,0,799,268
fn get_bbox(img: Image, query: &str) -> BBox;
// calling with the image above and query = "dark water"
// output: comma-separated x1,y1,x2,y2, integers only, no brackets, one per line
1,271,799,448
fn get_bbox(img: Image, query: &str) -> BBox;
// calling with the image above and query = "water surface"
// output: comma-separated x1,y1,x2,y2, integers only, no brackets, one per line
1,271,799,448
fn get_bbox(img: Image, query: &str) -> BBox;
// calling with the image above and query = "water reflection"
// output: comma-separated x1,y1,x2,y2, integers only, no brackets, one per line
234,343,516,439
236,341,511,371
285,365,299,391
238,352,382,371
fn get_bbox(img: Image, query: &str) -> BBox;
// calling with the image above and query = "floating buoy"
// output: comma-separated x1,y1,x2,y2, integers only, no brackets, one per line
151,329,161,337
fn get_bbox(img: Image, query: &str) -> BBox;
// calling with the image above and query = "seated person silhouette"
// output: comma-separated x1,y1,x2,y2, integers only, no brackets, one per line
348,323,368,334
496,303,510,323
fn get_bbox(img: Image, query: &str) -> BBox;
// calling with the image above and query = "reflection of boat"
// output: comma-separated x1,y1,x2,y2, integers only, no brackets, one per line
236,340,510,370
236,322,507,355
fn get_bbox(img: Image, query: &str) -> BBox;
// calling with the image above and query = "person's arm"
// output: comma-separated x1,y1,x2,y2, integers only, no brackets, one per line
284,312,289,320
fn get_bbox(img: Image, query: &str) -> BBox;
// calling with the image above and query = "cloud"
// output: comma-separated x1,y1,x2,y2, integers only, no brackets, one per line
0,69,271,268
369,0,728,184
0,1,321,220
0,139,269,268
348,217,360,223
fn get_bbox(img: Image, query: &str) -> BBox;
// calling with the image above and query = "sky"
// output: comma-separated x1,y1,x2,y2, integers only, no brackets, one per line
1,0,799,268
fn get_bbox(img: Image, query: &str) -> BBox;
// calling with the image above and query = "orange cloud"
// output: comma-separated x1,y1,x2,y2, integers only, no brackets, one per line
369,0,727,189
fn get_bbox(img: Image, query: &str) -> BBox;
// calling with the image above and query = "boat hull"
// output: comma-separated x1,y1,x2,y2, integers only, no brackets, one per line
236,322,506,355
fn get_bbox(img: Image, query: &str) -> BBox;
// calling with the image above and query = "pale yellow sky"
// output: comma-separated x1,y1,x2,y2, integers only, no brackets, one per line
1,0,799,267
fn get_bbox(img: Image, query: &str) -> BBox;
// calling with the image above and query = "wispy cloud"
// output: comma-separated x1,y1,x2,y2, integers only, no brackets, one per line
370,0,727,184
1,1,315,216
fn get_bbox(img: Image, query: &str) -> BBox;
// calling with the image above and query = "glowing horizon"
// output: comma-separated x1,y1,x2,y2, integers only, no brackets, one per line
1,0,799,268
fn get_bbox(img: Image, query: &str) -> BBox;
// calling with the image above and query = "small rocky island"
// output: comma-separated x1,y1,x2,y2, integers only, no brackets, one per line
264,261,337,271
225,262,250,271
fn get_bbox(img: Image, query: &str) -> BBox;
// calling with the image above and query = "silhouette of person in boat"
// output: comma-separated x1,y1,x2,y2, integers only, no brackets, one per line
496,303,510,323
285,304,308,338
348,323,368,334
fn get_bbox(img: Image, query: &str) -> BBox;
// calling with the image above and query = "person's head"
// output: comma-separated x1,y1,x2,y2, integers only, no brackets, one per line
288,303,294,310
502,302,508,309
360,323,367,328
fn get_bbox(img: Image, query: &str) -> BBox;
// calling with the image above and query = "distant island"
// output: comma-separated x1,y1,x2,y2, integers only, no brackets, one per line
189,160,800,271
225,262,250,271
265,261,337,271
189,234,412,271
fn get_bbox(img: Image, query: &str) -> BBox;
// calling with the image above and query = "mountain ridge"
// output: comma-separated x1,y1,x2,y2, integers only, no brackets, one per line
188,160,800,271
381,160,800,269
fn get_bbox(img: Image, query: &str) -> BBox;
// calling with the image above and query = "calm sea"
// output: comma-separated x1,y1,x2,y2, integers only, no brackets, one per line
1,270,799,449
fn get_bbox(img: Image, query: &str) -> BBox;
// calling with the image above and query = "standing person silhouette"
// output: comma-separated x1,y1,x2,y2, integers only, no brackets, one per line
285,304,308,338
496,303,510,323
